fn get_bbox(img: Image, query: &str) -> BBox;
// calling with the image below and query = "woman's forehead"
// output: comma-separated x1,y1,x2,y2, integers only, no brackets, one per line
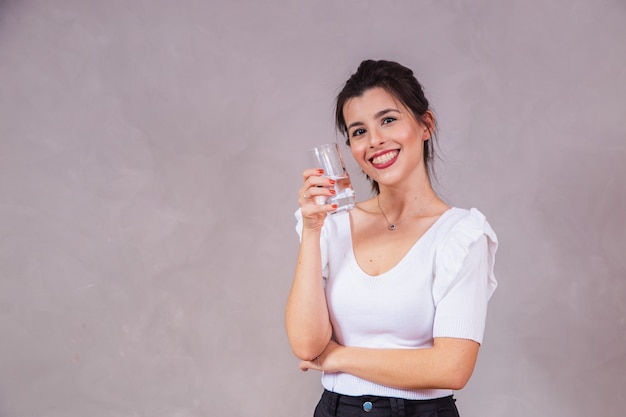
343,88,405,119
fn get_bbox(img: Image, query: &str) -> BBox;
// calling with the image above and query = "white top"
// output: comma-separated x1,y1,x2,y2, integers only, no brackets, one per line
295,207,498,400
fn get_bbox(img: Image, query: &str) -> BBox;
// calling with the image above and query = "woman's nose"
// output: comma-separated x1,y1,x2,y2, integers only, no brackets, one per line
368,128,385,147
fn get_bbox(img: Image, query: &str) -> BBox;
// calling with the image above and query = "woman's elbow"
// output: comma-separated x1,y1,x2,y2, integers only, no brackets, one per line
432,338,479,390
287,332,330,361
286,326,331,361
447,373,472,390
442,363,475,390
289,342,325,361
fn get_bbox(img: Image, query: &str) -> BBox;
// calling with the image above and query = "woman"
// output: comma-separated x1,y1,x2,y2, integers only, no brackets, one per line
285,60,498,417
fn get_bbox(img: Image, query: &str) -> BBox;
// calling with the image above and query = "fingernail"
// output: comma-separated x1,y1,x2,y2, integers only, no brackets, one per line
329,189,336,195
318,169,324,174
332,204,338,209
329,179,336,185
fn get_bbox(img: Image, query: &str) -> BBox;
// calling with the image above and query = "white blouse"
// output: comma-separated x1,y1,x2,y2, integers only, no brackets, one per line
295,207,498,400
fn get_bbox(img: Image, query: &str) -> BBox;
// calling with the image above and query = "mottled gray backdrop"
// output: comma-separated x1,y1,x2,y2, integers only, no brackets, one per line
1,0,625,416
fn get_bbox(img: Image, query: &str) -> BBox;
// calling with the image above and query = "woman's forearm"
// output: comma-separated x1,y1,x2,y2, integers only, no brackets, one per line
316,338,480,390
285,229,332,360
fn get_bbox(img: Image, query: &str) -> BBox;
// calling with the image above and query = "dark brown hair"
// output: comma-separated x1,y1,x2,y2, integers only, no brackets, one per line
335,60,438,194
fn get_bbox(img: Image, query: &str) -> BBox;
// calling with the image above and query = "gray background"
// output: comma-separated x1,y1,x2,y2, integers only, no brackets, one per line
1,0,625,416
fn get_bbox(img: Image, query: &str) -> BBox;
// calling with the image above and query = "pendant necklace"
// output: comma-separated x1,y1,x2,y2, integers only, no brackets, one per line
377,194,435,231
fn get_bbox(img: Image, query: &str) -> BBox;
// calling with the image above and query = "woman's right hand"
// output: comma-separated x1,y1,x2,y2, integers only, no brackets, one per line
298,168,337,231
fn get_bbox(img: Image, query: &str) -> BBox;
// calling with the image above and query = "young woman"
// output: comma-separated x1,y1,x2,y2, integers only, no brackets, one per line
286,60,498,417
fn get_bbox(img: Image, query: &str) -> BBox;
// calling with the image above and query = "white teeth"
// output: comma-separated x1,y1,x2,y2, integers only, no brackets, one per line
372,151,398,165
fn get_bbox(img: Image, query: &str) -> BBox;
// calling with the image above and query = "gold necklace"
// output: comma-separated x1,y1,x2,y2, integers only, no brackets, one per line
377,194,435,231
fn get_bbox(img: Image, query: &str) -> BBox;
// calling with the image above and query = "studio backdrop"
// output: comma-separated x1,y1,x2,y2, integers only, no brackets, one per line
0,0,624,416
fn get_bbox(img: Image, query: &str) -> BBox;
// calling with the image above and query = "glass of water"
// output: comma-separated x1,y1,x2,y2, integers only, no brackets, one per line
308,143,356,214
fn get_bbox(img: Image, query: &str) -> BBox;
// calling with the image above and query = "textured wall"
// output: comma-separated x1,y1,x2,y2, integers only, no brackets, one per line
1,0,625,416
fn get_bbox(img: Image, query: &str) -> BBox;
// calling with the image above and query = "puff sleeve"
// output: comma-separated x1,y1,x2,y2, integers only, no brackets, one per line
432,208,498,344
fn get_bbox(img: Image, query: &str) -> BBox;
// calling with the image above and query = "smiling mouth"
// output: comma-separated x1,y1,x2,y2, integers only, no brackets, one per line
371,150,399,166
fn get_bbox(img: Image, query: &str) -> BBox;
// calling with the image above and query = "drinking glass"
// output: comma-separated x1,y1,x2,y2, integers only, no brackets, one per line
307,143,356,214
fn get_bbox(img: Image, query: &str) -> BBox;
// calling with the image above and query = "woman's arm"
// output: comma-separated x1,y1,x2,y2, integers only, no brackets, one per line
301,337,480,390
285,169,336,361
285,228,333,361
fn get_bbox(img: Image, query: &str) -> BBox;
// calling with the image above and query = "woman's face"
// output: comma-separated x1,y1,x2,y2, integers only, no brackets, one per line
343,87,431,189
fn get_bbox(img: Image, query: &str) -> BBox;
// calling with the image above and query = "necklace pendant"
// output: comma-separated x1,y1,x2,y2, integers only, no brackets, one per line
388,224,396,231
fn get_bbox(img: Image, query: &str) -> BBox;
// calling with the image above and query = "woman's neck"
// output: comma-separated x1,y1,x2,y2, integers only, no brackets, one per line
377,182,437,220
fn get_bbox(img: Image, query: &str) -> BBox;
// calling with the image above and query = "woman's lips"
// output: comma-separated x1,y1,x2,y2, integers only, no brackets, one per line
370,150,399,168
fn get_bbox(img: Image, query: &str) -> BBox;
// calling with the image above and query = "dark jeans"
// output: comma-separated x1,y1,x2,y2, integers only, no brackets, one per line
314,389,460,417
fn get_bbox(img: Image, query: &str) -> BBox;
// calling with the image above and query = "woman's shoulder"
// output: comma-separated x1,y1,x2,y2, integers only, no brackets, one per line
440,206,490,224
436,206,498,246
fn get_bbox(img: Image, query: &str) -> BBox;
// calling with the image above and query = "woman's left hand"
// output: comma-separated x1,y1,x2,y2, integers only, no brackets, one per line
298,340,341,373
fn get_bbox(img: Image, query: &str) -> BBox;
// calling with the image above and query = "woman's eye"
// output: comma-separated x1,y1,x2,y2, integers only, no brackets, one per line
351,128,366,137
382,117,396,125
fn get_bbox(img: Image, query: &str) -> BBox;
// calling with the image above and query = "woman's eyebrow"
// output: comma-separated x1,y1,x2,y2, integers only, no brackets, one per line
347,108,401,131
374,108,401,119
347,120,364,131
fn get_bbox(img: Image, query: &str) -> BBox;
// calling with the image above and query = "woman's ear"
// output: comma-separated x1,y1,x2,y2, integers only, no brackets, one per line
421,110,435,141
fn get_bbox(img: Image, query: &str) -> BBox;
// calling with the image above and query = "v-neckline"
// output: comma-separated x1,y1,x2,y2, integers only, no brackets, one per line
347,207,455,278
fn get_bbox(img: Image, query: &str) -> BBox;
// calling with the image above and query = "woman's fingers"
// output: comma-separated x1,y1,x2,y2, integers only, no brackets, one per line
299,168,337,206
298,359,321,372
297,168,338,232
302,167,325,180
